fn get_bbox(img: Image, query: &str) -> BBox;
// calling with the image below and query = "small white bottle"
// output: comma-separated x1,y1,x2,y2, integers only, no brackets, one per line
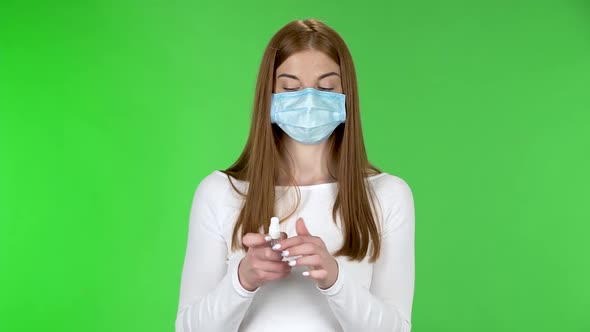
269,217,280,247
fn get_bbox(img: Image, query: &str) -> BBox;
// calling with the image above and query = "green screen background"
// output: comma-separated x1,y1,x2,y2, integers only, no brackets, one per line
1,0,589,331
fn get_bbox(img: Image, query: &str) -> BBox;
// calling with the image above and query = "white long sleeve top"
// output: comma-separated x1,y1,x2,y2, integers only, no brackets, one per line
175,170,415,331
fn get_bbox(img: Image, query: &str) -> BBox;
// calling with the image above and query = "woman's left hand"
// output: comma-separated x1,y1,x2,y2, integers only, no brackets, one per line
272,217,339,289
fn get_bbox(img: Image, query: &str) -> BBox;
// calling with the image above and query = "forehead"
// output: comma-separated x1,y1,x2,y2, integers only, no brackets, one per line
276,49,340,77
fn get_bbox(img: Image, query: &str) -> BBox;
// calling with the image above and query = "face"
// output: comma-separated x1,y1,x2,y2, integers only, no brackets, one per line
274,49,342,93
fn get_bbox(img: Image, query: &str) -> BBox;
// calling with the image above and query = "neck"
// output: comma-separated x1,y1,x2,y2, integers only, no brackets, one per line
278,136,333,186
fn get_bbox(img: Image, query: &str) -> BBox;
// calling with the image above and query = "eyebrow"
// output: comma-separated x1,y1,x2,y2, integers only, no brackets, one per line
277,72,341,80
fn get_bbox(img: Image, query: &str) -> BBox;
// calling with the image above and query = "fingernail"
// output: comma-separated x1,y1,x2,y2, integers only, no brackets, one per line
272,244,281,250
302,271,310,276
288,260,297,266
281,250,289,257
264,235,272,242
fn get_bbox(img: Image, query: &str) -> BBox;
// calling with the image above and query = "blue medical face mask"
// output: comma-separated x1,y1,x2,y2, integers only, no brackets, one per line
270,88,346,145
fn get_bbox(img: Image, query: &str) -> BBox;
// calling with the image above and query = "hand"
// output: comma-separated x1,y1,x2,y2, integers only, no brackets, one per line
238,231,290,291
273,218,339,289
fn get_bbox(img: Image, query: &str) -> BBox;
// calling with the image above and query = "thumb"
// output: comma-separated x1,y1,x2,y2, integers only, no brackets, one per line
296,217,311,236
242,233,268,248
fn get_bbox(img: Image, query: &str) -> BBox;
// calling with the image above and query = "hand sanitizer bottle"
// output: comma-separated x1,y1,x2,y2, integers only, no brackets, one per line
269,217,280,247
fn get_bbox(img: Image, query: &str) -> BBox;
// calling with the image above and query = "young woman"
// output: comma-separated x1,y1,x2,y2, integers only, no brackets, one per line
176,19,415,332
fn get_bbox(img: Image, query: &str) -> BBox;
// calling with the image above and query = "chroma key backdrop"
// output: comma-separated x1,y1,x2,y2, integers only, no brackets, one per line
1,0,589,331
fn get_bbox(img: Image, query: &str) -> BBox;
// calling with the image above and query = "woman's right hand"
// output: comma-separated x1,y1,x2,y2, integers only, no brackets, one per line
238,232,291,291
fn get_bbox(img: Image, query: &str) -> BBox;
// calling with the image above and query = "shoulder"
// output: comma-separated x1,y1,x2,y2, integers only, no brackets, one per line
368,172,414,203
368,172,415,232
196,170,233,191
192,170,243,206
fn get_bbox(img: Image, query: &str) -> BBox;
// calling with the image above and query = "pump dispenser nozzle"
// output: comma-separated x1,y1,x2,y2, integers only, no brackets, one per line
269,217,280,246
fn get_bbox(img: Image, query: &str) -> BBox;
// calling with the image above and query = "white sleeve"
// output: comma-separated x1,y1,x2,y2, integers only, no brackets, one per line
317,178,415,332
175,175,259,332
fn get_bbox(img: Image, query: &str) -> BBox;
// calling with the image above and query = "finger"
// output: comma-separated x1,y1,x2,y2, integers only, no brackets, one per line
296,217,311,236
287,254,321,268
280,242,318,258
302,269,328,280
265,231,288,243
275,234,323,251
253,247,284,262
252,260,292,274
243,233,270,248
273,235,304,251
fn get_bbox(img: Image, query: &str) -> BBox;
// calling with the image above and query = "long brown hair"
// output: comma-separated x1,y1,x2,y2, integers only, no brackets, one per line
223,19,383,262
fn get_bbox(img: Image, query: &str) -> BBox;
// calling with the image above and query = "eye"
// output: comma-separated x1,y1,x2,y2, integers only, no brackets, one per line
283,87,299,91
318,87,334,91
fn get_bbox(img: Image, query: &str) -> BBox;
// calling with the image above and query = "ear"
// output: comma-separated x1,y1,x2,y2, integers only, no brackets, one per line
296,217,311,236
